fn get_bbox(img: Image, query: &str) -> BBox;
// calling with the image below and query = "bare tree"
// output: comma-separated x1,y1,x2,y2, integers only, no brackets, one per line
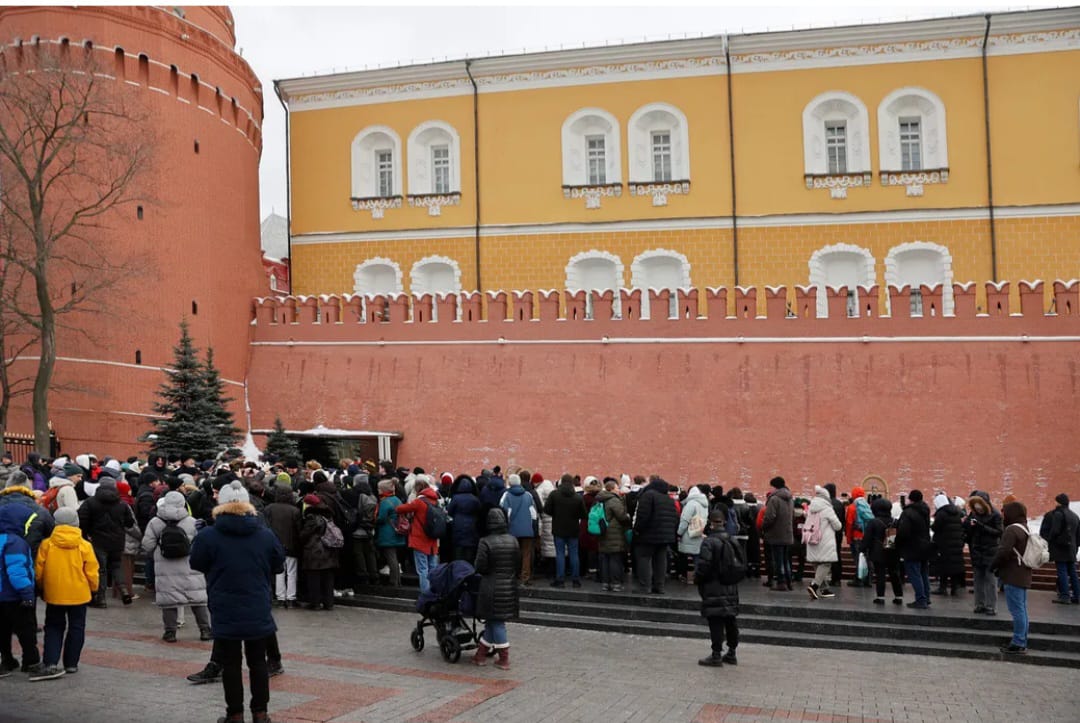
0,41,154,452
0,224,37,443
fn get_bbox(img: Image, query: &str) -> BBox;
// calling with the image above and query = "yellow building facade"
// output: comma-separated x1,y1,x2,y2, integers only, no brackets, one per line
276,8,1080,314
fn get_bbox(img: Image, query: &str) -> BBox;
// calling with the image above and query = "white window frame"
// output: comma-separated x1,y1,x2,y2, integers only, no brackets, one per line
407,120,461,196
824,121,848,175
899,117,922,171
561,108,621,187
877,87,948,172
628,102,690,183
431,145,450,194
884,241,954,317
376,150,394,198
586,134,607,186
565,250,624,319
630,249,692,320
802,91,871,176
651,131,672,182
351,125,402,198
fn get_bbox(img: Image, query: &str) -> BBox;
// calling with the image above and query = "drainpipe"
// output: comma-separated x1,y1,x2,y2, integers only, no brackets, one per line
465,59,482,294
273,81,292,290
724,35,739,288
981,15,998,282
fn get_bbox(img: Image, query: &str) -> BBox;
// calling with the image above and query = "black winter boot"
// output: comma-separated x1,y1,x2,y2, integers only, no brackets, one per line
186,661,222,684
698,652,724,667
721,649,737,665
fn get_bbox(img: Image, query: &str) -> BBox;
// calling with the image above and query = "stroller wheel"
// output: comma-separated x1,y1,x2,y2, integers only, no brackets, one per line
440,635,461,663
410,628,424,652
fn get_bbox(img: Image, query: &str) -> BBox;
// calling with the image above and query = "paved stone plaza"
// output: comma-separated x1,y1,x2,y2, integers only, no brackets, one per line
1,598,1073,723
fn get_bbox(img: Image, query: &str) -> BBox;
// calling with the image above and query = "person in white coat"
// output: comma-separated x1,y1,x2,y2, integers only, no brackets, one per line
677,486,710,583
805,486,843,599
46,475,79,511
141,491,210,642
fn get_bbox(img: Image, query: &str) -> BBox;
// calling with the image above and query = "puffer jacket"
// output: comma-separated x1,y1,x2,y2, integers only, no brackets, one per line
446,480,482,549
79,482,135,556
142,491,206,607
931,503,967,575
544,482,586,539
35,524,99,606
0,529,35,603
633,479,679,545
805,491,843,563
474,509,521,621
761,486,794,545
376,492,407,548
676,489,710,555
862,497,897,566
595,490,631,554
895,500,933,562
47,476,80,512
264,488,302,557
695,530,740,618
535,479,556,558
994,502,1032,588
299,504,340,570
0,485,55,556
499,484,536,539
964,492,1003,567
189,501,285,641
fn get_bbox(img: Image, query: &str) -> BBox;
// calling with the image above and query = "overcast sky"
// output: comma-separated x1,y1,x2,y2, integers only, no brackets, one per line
231,3,1048,223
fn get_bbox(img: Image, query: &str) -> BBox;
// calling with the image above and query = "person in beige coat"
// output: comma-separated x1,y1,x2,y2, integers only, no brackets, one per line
805,486,843,599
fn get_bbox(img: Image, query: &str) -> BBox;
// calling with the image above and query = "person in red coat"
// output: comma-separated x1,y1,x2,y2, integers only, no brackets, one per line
395,479,440,595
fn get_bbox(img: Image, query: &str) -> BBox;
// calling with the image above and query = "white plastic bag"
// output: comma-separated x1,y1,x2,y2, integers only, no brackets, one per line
857,552,869,580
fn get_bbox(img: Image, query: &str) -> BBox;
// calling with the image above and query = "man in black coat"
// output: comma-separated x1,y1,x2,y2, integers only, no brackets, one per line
77,479,135,608
543,474,586,588
632,476,678,595
1039,493,1080,604
696,510,741,667
473,509,520,670
895,489,933,609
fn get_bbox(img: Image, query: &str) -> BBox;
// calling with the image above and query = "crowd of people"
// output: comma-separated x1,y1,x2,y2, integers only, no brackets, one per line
0,446,1077,709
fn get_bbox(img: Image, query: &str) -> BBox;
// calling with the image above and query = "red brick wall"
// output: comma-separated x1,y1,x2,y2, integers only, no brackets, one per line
247,282,1080,510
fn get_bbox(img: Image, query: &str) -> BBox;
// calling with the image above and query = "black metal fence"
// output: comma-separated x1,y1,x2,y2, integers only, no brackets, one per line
2,431,61,463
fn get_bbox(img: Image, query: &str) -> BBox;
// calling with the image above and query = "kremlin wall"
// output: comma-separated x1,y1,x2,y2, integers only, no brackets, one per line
2,6,1079,507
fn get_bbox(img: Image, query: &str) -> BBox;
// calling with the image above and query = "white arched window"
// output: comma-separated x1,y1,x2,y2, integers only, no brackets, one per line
808,244,876,318
407,121,461,196
885,242,953,316
561,108,621,188
353,258,403,296
351,125,402,201
878,87,949,195
411,256,462,321
566,250,624,319
630,249,692,319
803,91,871,198
628,103,690,183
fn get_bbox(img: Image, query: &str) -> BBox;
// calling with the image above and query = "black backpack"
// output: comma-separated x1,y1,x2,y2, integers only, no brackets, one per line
714,535,747,585
421,498,448,539
159,520,191,559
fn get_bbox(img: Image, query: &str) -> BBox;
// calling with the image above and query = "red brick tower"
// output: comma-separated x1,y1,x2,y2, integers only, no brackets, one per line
0,6,265,455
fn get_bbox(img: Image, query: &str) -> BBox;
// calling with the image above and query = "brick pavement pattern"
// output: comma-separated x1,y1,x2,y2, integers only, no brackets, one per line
1,599,1073,723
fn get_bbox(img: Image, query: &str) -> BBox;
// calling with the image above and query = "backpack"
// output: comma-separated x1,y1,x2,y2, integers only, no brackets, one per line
421,498,448,539
802,509,824,546
159,520,191,559
1009,524,1050,569
725,505,739,536
340,503,359,534
320,519,345,549
686,510,705,539
714,535,747,585
587,500,608,536
40,487,61,513
854,498,873,532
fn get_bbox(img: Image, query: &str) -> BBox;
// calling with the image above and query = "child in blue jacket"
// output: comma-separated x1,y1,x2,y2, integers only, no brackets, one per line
0,528,41,675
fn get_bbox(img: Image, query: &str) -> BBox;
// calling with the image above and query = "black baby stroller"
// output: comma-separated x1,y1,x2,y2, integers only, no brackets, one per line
409,559,482,663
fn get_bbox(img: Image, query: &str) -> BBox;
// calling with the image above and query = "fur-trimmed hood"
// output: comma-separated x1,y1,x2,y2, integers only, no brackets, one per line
0,486,34,500
212,501,257,519
212,501,262,537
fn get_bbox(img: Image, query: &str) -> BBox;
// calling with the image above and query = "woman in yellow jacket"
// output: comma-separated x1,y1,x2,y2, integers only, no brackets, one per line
31,507,99,681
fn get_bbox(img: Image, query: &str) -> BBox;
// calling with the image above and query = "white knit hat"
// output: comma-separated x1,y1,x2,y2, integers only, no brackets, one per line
218,480,250,505
933,493,950,511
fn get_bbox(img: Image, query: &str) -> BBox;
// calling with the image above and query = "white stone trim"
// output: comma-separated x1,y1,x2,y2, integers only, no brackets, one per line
351,125,403,201
565,250,625,292
561,108,622,187
877,87,948,176
288,203,1080,245
884,241,954,316
628,102,690,184
353,257,404,295
254,335,1080,348
410,255,463,296
630,249,692,319
808,244,876,318
406,120,461,195
803,91,872,176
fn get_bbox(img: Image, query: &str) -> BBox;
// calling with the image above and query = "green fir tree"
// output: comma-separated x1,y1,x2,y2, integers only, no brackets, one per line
263,416,300,462
146,320,219,458
202,347,241,452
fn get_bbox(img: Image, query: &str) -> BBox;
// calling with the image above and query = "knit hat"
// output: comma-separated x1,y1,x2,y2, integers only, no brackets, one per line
63,463,84,479
128,461,142,474
105,459,122,472
218,480,250,505
508,473,521,487
5,470,28,489
908,489,924,503
178,473,196,488
275,472,292,485
303,494,322,507
769,476,786,489
54,508,80,528
1057,493,1070,507
933,493,950,511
